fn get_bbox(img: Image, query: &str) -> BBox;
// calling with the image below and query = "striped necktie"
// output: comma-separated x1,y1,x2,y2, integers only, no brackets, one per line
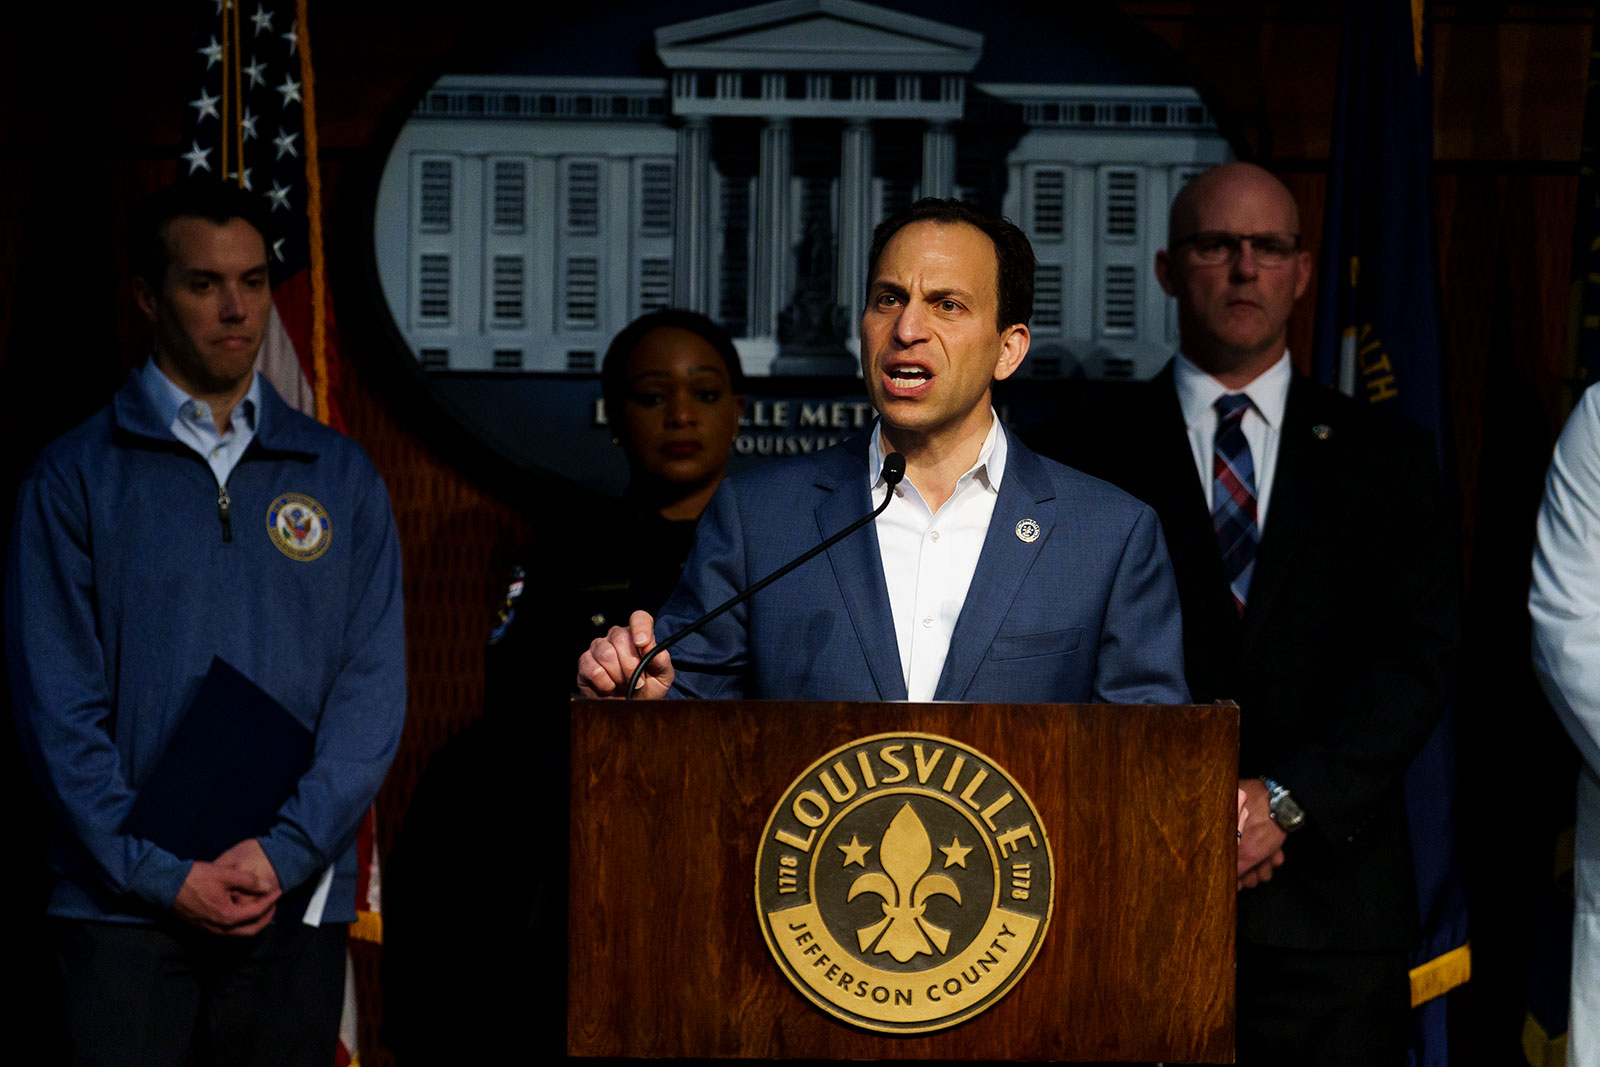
1212,393,1259,617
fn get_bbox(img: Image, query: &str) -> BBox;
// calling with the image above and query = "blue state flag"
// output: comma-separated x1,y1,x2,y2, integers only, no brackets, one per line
1310,3,1468,1065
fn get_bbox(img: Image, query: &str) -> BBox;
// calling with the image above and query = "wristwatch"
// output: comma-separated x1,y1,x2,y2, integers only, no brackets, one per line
1259,776,1306,833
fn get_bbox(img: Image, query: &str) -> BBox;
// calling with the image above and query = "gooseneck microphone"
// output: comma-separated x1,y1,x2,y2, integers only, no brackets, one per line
625,452,906,699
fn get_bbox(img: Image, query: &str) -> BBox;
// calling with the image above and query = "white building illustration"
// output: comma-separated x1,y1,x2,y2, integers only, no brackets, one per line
372,0,1231,381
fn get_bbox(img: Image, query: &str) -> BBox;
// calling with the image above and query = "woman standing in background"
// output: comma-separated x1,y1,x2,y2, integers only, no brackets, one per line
384,309,744,1063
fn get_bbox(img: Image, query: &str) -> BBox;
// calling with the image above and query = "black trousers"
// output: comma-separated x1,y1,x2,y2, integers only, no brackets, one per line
54,918,345,1067
1235,942,1411,1066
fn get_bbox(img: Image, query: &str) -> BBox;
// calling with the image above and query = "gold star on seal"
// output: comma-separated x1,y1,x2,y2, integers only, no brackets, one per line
939,836,971,868
838,834,871,867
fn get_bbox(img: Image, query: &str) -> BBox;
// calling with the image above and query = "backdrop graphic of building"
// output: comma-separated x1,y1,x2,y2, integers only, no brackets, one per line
373,0,1231,384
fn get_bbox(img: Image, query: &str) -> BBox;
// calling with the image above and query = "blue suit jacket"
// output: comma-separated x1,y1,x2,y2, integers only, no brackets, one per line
656,429,1189,704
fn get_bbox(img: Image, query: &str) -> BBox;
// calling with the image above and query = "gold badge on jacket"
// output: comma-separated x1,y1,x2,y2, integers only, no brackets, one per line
756,733,1053,1033
266,492,331,562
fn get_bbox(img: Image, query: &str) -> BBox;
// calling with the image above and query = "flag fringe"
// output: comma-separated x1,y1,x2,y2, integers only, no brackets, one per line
1409,941,1470,1007
349,909,383,944
1522,1009,1569,1067
294,0,330,428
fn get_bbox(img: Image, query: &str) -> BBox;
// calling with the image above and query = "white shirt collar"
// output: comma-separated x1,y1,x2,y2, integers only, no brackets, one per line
1174,351,1292,433
869,410,1008,496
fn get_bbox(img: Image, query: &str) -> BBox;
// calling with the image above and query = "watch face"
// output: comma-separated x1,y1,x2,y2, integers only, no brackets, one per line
1271,794,1305,831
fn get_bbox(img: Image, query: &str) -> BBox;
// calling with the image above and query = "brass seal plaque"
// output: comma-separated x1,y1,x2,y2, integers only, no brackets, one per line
756,733,1054,1033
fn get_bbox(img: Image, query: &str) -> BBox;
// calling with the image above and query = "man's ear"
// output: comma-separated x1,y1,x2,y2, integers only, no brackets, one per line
1154,249,1176,297
993,324,1030,382
132,276,159,326
1292,249,1312,302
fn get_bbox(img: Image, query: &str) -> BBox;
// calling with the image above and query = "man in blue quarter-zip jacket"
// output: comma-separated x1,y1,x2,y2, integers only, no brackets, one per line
5,181,405,1067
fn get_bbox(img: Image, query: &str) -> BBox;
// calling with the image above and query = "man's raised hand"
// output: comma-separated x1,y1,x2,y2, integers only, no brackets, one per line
577,610,674,699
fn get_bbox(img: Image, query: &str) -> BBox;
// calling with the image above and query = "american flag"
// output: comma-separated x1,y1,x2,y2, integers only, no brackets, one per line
179,4,372,1063
179,0,344,430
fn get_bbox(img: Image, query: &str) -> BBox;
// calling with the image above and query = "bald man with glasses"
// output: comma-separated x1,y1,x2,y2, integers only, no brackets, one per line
1038,162,1459,1064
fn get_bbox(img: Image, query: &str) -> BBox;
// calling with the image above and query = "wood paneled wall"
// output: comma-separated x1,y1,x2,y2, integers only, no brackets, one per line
2,3,1593,1064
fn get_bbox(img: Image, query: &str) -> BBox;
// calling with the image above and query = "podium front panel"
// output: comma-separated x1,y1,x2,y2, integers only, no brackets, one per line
568,700,1236,1061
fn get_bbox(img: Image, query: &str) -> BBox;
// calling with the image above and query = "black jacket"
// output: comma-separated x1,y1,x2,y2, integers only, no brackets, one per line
1036,364,1460,952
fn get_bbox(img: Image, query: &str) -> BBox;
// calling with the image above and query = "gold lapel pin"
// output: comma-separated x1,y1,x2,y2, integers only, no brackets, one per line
1312,424,1332,441
1016,519,1041,543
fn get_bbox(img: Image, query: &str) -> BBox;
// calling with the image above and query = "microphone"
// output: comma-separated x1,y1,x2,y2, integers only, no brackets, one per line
625,452,906,699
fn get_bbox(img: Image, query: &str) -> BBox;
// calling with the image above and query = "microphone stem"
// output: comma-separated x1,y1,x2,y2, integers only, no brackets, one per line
624,481,898,699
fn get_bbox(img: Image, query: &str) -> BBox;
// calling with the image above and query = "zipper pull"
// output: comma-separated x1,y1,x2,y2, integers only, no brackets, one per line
218,485,233,542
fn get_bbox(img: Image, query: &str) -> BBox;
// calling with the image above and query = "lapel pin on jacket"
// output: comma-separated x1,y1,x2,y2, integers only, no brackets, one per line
1016,519,1041,543
1312,423,1332,441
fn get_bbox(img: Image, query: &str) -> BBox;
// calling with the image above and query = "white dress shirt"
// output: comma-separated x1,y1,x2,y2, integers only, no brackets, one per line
1174,351,1292,530
869,413,1006,702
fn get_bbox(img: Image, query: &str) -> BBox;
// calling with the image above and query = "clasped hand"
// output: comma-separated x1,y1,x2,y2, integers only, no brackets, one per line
172,838,282,936
1236,777,1287,891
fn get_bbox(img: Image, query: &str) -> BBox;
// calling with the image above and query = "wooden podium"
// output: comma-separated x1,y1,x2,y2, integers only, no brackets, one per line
568,699,1237,1062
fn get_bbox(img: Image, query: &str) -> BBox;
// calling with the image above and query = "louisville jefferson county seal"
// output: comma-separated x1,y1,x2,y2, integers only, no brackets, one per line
756,733,1053,1033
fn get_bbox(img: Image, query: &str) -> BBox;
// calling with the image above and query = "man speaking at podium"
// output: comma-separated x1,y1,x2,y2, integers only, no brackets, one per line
578,198,1188,706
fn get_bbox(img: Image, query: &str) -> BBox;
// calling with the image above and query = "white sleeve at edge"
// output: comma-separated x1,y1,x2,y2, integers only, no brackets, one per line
1531,385,1600,776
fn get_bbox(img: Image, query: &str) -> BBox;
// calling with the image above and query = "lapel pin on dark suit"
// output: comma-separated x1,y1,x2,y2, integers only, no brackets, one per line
1312,424,1333,441
1016,519,1041,543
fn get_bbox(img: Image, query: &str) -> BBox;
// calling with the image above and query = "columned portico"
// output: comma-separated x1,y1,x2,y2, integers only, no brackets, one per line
922,121,956,201
754,117,791,339
673,116,713,313
656,0,982,370
837,119,874,323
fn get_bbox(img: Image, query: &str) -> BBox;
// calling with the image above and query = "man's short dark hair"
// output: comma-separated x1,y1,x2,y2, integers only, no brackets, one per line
601,308,746,422
864,198,1035,332
129,181,273,286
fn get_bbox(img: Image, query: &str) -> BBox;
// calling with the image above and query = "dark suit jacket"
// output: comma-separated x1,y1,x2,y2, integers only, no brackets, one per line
656,428,1191,706
1039,365,1459,952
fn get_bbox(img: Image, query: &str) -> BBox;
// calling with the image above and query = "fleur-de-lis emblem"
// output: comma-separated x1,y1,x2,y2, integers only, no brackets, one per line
847,803,962,962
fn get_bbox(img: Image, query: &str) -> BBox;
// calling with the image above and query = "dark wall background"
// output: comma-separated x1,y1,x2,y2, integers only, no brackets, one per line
0,2,1589,1063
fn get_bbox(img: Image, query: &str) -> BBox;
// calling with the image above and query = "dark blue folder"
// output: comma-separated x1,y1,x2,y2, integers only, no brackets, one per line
122,656,316,918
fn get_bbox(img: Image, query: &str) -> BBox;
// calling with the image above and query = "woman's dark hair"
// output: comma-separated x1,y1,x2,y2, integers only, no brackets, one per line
600,308,746,427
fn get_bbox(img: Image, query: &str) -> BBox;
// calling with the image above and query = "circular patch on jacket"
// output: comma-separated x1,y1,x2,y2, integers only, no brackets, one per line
756,733,1054,1033
266,493,332,562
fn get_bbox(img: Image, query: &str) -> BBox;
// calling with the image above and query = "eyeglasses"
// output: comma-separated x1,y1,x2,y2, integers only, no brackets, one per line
1169,231,1301,268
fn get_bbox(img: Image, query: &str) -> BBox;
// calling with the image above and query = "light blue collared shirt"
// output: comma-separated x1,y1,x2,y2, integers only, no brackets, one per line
137,360,261,486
